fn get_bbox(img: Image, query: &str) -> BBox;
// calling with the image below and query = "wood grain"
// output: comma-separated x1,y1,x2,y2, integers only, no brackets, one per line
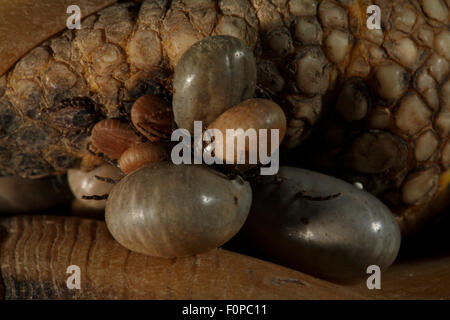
0,0,118,77
0,215,363,300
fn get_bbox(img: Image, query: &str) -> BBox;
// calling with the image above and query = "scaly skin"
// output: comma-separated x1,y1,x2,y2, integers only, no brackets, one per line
0,0,448,234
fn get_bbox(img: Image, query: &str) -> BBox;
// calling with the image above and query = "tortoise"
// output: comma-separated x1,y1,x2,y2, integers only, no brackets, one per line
0,0,448,236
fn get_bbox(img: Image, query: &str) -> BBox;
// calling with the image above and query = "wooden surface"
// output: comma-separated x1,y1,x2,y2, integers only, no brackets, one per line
0,0,117,77
0,213,450,299
0,215,363,300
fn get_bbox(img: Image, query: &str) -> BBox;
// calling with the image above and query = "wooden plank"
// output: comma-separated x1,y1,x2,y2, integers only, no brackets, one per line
0,215,365,300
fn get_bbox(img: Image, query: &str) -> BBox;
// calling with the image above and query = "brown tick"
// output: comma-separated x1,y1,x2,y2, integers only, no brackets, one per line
49,97,102,137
